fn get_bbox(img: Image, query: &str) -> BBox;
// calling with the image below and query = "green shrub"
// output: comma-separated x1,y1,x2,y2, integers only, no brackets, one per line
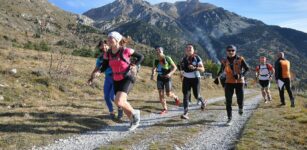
23,41,50,51
142,52,155,67
38,41,50,51
72,48,94,57
24,41,35,49
204,59,220,77
56,40,77,49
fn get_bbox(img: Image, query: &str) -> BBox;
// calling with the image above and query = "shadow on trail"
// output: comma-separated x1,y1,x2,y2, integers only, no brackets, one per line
151,118,216,128
0,112,110,134
47,104,102,110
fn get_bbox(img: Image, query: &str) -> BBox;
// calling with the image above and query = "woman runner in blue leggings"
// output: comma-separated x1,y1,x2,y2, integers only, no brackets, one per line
88,40,123,120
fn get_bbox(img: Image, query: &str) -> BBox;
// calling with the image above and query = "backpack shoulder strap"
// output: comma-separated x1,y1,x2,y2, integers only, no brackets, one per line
106,49,112,59
194,54,201,62
221,58,226,65
119,47,130,65
165,56,173,65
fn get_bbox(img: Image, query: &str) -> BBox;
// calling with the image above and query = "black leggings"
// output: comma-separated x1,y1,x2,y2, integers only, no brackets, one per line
278,78,294,104
225,83,244,119
182,77,205,113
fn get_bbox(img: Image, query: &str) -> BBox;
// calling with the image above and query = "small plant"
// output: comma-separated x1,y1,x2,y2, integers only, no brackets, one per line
72,48,94,57
23,41,50,51
204,59,220,77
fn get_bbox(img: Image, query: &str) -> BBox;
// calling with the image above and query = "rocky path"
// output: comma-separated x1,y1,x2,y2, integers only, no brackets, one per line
33,90,260,150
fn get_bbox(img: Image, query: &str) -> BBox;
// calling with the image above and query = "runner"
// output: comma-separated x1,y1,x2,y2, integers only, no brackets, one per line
274,52,295,107
100,31,144,131
179,44,207,119
255,56,275,103
88,40,123,120
219,45,249,126
151,46,180,115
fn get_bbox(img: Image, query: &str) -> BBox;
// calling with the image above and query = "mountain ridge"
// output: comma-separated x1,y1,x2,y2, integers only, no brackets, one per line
83,0,307,78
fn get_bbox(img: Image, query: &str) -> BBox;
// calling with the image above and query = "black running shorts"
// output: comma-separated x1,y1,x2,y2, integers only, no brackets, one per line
259,80,270,88
157,76,172,92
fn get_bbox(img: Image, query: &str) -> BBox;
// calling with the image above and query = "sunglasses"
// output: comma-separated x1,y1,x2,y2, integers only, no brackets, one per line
227,49,235,52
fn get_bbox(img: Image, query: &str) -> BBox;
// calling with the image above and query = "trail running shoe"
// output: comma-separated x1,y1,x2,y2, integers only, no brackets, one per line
291,101,295,108
201,99,207,111
160,109,168,115
180,113,189,119
226,118,233,126
118,108,123,120
128,110,140,131
197,99,201,105
175,98,181,106
110,113,116,120
239,108,243,115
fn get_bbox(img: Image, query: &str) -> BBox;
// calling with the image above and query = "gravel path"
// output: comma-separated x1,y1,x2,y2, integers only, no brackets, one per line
32,90,255,150
130,95,262,150
181,95,262,150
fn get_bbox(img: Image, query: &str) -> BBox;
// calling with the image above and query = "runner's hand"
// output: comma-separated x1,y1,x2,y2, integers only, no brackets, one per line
188,65,196,70
94,72,101,78
87,78,93,85
164,74,171,78
150,75,154,81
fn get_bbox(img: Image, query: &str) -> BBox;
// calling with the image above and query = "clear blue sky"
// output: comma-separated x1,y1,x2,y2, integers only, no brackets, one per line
48,0,307,33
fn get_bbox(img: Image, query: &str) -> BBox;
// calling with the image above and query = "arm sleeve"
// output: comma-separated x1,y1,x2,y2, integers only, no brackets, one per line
196,56,203,66
274,60,281,80
99,59,109,72
268,64,273,71
166,56,175,65
217,63,224,76
241,58,249,76
131,51,144,66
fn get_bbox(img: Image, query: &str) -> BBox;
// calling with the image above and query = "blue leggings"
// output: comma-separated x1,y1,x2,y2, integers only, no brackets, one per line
104,76,115,113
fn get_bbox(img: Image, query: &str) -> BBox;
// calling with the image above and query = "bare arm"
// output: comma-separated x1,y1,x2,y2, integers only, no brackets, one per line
151,67,157,80
88,66,100,84
196,63,205,72
168,63,177,76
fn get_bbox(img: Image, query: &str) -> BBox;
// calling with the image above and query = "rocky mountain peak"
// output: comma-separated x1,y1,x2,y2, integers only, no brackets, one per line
187,0,200,4
117,0,144,5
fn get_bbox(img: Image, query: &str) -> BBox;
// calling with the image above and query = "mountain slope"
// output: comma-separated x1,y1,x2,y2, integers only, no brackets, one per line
0,0,103,51
83,0,307,78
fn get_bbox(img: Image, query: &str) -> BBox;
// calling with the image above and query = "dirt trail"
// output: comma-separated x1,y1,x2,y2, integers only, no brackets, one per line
33,90,258,150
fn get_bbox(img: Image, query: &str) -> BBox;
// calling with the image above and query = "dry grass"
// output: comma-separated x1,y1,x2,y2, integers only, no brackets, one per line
0,48,225,149
237,92,307,150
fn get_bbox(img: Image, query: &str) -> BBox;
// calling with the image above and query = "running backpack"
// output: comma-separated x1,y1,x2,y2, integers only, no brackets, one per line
180,54,202,72
106,47,137,82
155,56,173,75
257,64,270,75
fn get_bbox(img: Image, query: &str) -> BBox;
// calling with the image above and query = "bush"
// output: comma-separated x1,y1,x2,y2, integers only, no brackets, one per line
3,35,9,40
142,52,155,67
38,41,50,51
34,77,50,87
72,48,94,57
24,41,35,49
204,59,220,77
23,41,50,51
56,40,77,49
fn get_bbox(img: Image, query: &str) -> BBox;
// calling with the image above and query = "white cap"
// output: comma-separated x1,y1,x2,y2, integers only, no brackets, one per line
108,31,123,42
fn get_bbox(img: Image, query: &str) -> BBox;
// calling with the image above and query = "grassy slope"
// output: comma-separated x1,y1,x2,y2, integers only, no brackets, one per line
237,92,307,150
0,48,223,149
